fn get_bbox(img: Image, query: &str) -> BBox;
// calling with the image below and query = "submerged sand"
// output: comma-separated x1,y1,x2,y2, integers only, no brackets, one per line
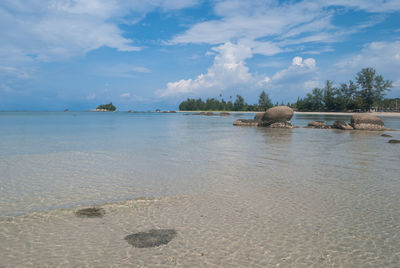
1,189,399,267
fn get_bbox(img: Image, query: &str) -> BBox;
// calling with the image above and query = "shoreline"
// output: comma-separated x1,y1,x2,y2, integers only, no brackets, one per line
294,111,400,117
178,110,400,117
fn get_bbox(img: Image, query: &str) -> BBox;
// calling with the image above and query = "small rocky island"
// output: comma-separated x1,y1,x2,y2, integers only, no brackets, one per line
88,102,117,112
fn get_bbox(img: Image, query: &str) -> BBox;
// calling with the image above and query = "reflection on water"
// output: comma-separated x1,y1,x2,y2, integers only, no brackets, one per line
0,112,400,267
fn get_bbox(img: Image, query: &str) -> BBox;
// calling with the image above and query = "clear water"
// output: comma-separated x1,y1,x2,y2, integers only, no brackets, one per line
1,112,400,267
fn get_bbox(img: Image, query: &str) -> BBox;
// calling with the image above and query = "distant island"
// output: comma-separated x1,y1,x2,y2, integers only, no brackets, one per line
179,68,399,113
88,102,117,112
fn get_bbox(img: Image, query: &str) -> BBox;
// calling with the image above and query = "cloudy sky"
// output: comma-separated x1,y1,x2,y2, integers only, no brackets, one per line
1,0,400,111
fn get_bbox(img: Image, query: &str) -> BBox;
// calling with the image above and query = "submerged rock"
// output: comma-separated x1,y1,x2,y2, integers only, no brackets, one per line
219,112,230,116
233,119,259,126
75,207,105,218
351,114,385,130
307,121,328,129
193,112,217,116
388,139,400,144
125,229,177,248
381,134,392,138
332,120,354,130
268,122,294,128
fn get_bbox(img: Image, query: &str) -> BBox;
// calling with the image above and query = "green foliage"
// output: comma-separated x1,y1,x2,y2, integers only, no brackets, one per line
96,102,116,111
233,95,246,111
258,90,273,111
295,68,393,112
179,92,273,111
356,68,392,111
373,98,400,112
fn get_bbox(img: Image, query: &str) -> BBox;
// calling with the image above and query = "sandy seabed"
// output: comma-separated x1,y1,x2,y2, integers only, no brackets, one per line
2,188,399,267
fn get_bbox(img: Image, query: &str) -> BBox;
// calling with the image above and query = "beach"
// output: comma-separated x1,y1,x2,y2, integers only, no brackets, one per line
179,110,400,117
295,111,400,117
1,112,400,267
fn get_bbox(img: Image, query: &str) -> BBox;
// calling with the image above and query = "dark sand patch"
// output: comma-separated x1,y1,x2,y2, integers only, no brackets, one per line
125,229,177,248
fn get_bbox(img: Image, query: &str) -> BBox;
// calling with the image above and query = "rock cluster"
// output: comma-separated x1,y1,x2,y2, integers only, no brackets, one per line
233,106,294,128
233,119,259,126
307,113,388,131
307,121,329,129
350,114,385,130
332,120,353,130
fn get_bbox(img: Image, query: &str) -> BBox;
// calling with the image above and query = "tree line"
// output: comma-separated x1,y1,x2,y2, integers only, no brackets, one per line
179,68,395,112
294,68,393,112
179,91,282,111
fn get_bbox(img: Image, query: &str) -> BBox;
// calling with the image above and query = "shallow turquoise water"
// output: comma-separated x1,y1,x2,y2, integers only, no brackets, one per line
0,112,399,216
1,112,400,267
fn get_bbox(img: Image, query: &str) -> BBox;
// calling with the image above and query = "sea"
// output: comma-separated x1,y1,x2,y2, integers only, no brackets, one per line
1,111,399,267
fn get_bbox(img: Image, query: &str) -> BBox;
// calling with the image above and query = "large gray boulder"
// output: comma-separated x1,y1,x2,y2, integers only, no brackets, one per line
233,106,294,128
258,106,294,122
255,106,294,127
351,114,385,130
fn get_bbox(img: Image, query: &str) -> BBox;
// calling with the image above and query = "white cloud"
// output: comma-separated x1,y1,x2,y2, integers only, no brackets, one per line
161,0,399,100
318,0,400,13
120,92,131,98
335,41,400,70
272,57,316,81
157,42,267,97
0,0,198,65
170,0,399,56
0,84,15,93
132,67,151,73
158,46,319,98
95,64,151,78
334,41,400,92
0,66,31,79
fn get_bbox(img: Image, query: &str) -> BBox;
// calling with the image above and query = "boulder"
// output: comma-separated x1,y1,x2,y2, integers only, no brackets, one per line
332,120,354,130
350,114,385,130
381,134,392,138
220,112,230,116
254,112,265,123
307,121,328,129
388,139,400,144
259,106,294,122
233,119,259,126
254,106,294,127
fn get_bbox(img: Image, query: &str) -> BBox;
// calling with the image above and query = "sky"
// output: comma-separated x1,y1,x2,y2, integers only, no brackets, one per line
1,0,400,111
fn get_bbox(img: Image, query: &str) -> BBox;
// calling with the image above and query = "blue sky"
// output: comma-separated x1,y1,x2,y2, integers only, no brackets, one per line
1,0,400,111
